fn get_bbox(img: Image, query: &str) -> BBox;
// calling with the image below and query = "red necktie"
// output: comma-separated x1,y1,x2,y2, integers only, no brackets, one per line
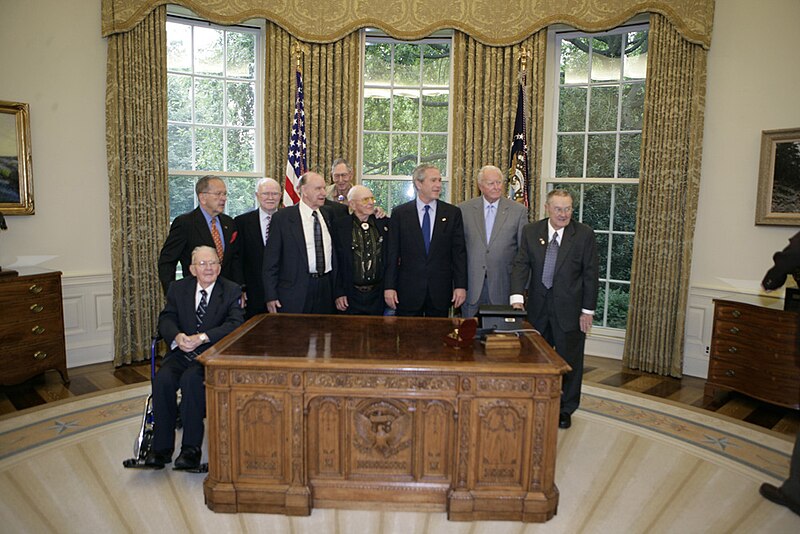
210,217,224,261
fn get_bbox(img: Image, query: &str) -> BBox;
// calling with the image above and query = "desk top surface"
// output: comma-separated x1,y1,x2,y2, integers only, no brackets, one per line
201,314,568,374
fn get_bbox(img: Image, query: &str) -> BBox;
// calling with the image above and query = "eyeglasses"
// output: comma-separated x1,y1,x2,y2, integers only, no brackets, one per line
193,260,220,267
333,173,351,179
202,191,228,197
354,196,375,205
259,192,281,197
549,206,573,215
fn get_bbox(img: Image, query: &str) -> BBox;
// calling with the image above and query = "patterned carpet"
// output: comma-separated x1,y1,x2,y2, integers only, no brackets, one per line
1,384,798,533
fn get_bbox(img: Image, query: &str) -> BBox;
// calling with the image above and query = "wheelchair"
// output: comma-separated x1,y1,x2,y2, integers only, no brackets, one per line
122,335,207,473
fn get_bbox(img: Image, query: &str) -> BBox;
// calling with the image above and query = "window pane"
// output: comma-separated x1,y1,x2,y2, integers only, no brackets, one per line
588,85,618,132
610,233,634,280
394,44,421,86
558,86,586,132
594,284,607,327
392,91,420,131
561,38,589,84
168,125,192,170
421,91,448,132
624,31,648,80
195,126,223,170
586,134,615,177
166,22,191,73
364,90,391,131
227,81,255,127
364,41,392,85
618,133,641,178
583,184,611,230
556,134,584,177
595,232,609,279
195,78,223,125
422,44,450,86
421,134,447,171
363,133,390,175
226,31,255,79
591,35,622,82
392,133,418,175
226,128,255,172
621,82,645,130
169,175,196,220
168,74,192,123
362,178,416,212
223,177,257,217
606,283,630,328
614,184,638,232
194,27,224,76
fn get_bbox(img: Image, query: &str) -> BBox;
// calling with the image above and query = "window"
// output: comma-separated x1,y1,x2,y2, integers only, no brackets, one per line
545,24,648,330
166,17,263,220
360,34,452,211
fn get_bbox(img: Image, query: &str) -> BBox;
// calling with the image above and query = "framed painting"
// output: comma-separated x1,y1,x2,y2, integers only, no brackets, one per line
0,101,34,215
755,127,800,226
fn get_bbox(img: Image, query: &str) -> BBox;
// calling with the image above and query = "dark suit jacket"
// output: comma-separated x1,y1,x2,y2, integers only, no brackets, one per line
262,204,339,313
510,218,599,332
157,207,241,294
158,275,245,359
233,208,270,317
323,198,349,220
331,213,390,298
762,231,800,290
385,199,467,312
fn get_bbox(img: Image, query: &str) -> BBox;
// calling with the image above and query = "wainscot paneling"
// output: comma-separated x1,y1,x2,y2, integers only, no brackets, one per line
61,273,114,368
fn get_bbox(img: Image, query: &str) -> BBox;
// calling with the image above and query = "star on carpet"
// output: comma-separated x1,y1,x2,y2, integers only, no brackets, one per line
702,434,738,451
48,420,80,435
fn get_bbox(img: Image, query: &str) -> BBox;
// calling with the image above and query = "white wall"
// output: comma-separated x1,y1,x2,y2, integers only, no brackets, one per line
0,0,798,372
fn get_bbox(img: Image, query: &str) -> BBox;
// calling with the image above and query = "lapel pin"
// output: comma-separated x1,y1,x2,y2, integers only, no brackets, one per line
441,217,447,222
539,238,546,245
361,222,370,230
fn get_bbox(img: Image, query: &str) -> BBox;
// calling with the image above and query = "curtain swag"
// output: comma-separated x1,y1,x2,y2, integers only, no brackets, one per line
102,0,715,49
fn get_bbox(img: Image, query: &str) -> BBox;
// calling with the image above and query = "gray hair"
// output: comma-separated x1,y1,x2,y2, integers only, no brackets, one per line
195,175,223,196
191,245,219,264
477,165,503,184
330,158,353,176
412,163,439,183
255,177,280,192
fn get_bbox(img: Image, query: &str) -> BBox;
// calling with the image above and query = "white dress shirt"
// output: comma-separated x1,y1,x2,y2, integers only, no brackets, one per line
298,201,333,274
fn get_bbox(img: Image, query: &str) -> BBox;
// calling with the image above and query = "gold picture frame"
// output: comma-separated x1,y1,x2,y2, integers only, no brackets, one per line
0,100,34,215
755,127,800,226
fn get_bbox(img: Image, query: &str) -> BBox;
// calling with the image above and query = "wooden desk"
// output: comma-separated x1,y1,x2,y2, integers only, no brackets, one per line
200,314,569,522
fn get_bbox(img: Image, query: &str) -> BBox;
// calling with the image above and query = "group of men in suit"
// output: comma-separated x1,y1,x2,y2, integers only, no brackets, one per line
147,160,599,469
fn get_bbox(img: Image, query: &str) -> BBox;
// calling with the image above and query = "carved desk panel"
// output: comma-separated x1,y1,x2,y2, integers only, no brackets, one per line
200,314,569,522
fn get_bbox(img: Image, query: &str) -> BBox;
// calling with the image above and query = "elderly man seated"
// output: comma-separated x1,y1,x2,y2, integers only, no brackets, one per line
145,245,244,470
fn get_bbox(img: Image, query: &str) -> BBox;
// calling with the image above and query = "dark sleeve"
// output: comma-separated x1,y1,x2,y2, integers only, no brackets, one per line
451,208,467,290
580,225,600,311
262,212,283,302
157,282,183,345
205,281,245,344
331,217,348,299
762,231,800,290
230,215,245,288
510,225,533,295
384,209,401,291
157,215,188,295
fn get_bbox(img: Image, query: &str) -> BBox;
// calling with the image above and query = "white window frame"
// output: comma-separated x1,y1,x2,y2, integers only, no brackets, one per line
541,19,649,342
358,30,454,208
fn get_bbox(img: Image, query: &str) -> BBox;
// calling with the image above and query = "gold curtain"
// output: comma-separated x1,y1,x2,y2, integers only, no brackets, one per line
451,30,546,211
264,23,360,182
101,0,715,49
622,13,707,377
106,6,169,365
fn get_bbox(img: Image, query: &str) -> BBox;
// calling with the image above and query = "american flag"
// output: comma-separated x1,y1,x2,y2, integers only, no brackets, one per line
508,78,529,208
283,69,307,206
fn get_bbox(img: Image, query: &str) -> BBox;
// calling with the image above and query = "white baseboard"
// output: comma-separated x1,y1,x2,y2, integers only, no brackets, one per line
61,273,114,368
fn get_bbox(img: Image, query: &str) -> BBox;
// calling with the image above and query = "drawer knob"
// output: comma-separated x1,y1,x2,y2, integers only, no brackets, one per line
32,325,46,335
29,284,43,294
33,351,48,361
725,369,735,377
729,326,739,334
727,346,738,354
30,304,44,313
731,309,741,318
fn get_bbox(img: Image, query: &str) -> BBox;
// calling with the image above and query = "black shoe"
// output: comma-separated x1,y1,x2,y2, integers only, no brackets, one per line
173,445,202,471
143,450,172,469
760,483,800,516
559,412,572,429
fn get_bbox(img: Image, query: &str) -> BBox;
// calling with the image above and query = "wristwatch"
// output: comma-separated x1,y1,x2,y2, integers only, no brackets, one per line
199,333,209,344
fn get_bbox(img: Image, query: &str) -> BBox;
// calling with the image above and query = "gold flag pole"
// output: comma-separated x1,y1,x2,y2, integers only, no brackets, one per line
517,47,532,80
292,41,309,71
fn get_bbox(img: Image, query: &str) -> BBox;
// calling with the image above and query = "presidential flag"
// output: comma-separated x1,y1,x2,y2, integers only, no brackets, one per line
508,79,529,208
283,69,307,207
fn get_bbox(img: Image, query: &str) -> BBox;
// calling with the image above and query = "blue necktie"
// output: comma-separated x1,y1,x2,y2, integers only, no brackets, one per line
422,205,431,254
542,234,559,289
485,204,496,245
196,289,208,331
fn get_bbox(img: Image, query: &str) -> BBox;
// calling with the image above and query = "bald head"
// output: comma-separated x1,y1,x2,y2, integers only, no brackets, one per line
299,172,327,210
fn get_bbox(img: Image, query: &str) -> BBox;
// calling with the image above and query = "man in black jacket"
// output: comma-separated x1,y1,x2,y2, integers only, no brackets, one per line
145,246,244,471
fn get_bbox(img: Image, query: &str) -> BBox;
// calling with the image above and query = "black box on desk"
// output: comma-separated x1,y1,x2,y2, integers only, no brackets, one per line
477,305,527,331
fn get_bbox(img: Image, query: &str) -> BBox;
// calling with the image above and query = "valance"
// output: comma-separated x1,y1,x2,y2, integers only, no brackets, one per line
101,0,715,48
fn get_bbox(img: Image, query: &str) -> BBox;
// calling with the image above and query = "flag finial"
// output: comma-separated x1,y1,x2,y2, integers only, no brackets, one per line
292,41,309,70
517,47,532,75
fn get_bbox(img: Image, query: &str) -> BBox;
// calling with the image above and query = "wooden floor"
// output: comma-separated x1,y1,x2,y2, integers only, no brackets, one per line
1,355,798,438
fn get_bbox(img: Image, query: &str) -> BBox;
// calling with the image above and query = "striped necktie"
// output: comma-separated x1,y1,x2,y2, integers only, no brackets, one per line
210,217,224,261
312,211,325,274
542,234,559,289
196,289,208,331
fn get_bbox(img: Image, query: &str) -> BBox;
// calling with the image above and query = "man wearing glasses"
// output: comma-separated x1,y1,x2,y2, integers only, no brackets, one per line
331,185,390,316
326,158,354,204
234,178,282,318
158,175,241,295
510,189,599,429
